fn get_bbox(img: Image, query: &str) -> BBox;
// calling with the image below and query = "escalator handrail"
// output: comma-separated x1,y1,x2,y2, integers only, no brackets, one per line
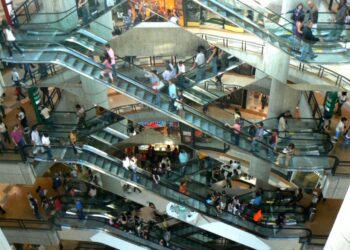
40,145,312,240
2,46,338,171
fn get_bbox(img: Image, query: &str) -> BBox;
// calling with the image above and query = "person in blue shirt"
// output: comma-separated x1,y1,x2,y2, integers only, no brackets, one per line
252,191,262,206
179,149,189,176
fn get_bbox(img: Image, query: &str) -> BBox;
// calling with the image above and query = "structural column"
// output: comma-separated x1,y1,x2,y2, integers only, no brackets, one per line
90,11,114,41
40,0,78,30
80,76,109,110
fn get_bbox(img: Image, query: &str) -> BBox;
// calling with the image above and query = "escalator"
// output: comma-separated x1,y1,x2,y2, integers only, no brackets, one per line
1,45,337,173
191,0,350,63
31,144,312,241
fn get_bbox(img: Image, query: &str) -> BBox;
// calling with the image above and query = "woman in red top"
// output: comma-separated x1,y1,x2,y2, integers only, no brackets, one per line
225,119,241,146
179,181,187,195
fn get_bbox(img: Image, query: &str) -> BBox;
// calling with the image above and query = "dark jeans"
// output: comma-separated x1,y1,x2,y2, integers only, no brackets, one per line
7,41,23,57
0,105,5,118
232,133,240,146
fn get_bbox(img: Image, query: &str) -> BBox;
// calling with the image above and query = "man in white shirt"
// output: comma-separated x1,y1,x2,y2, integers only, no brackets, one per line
31,125,44,154
41,133,53,160
11,68,20,86
191,48,206,82
168,81,177,111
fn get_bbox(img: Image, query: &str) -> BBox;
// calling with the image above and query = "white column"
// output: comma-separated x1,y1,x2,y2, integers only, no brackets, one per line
80,76,109,109
90,11,114,41
0,229,12,250
325,186,350,249
268,80,300,118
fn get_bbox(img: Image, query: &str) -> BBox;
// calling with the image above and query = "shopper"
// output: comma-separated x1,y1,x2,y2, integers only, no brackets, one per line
11,67,20,86
75,104,87,129
145,69,162,106
168,81,177,112
2,21,24,58
0,118,10,144
275,143,296,167
0,95,5,118
206,45,219,75
78,0,90,26
179,149,189,176
152,165,160,184
336,91,347,116
100,54,114,82
22,63,33,82
178,181,188,194
328,0,348,41
225,119,241,146
29,197,41,220
333,117,347,142
299,20,320,61
105,44,117,80
69,130,78,154
267,129,278,159
17,107,28,129
41,133,53,160
190,47,206,82
75,199,85,220
31,125,45,155
10,124,26,161
251,122,264,153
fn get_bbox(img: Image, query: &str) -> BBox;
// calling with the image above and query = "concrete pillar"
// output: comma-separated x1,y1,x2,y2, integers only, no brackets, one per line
0,229,11,250
325,186,350,249
268,80,300,118
80,76,109,109
40,0,78,30
261,44,290,83
90,11,114,41
249,156,271,183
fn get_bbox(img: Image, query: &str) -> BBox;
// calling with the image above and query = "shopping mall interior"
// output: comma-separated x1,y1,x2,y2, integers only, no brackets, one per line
0,0,349,249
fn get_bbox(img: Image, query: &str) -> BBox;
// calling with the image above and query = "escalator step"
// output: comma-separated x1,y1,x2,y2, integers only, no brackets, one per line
92,69,102,79
66,57,77,66
127,86,137,95
216,128,224,137
144,94,153,103
118,82,128,90
208,124,216,134
56,53,68,62
84,65,94,76
75,62,85,71
110,167,118,175
104,161,111,171
193,117,202,127
135,90,145,99
185,113,193,123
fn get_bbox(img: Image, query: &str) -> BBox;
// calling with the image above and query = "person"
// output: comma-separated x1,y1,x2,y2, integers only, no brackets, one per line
0,118,10,144
276,213,286,229
105,44,117,80
306,1,318,28
179,181,188,194
35,186,47,203
179,149,189,176
29,197,41,220
11,124,26,161
207,45,219,75
11,67,20,86
293,15,305,51
41,133,53,160
168,81,177,111
261,94,268,110
333,117,347,142
341,127,350,149
40,87,50,105
40,105,51,122
75,199,84,220
69,130,78,154
17,107,28,129
152,165,160,184
145,69,161,106
267,129,278,159
251,191,262,206
129,156,139,183
253,209,263,223
31,125,45,155
0,95,5,118
0,205,6,214
22,63,33,82
251,122,264,153
248,124,256,141
162,61,176,84
100,54,114,82
122,154,130,170
275,143,296,167
174,90,184,116
78,0,90,26
336,91,347,116
76,104,87,129
176,61,186,88
52,173,62,192
299,20,320,61
2,21,24,58
328,0,348,41
190,47,206,82
88,186,97,201
290,3,305,26
220,161,235,188
225,119,241,146
278,112,288,139
169,13,179,24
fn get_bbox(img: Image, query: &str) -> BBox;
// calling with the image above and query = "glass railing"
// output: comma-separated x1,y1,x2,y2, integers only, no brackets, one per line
17,0,128,32
30,145,311,239
196,32,350,90
193,0,350,63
